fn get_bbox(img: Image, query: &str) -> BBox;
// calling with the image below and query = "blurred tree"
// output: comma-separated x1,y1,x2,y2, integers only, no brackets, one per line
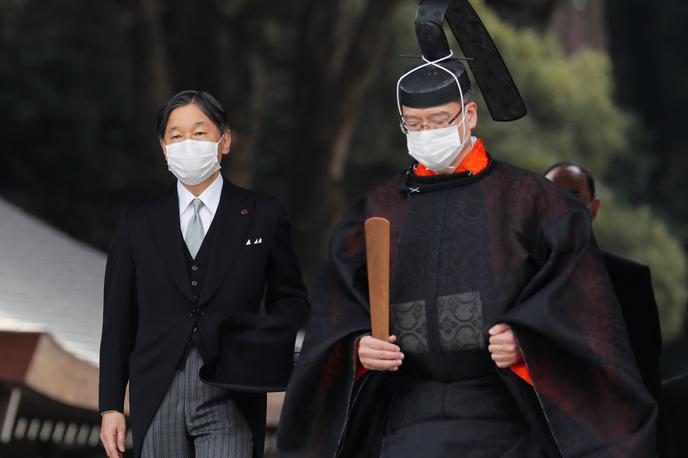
606,0,688,243
127,0,402,274
0,0,145,245
594,197,688,338
0,0,685,338
0,0,403,282
485,0,557,29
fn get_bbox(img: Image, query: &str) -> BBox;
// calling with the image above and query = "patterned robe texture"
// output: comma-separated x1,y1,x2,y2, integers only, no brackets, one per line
278,157,657,458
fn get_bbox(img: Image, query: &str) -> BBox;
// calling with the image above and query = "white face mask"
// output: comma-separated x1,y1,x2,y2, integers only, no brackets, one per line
406,117,469,171
164,135,223,185
396,51,473,173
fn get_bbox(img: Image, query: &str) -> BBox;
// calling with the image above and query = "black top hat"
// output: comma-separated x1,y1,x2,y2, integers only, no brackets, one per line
199,314,298,392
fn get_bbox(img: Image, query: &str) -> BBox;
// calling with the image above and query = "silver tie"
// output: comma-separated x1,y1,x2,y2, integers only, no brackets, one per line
185,198,205,259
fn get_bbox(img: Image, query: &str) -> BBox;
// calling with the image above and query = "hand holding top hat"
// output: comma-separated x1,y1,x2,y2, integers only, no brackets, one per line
199,314,298,392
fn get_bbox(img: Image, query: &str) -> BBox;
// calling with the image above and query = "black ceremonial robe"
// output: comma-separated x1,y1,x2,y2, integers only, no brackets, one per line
277,158,657,458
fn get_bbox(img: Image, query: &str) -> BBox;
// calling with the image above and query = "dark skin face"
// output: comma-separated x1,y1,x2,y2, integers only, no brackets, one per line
545,165,601,221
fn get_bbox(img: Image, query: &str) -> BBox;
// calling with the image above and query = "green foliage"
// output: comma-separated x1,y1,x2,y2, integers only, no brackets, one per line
471,0,633,176
595,195,688,339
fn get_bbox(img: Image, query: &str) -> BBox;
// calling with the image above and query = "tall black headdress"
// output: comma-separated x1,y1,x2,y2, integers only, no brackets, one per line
398,0,527,122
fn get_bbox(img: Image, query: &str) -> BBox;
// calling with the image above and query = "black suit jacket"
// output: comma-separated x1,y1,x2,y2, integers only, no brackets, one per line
98,177,309,458
602,251,662,401
662,374,688,458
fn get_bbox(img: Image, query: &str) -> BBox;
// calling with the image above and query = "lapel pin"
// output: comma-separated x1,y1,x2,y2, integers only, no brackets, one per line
241,208,249,215
254,238,262,245
246,239,252,245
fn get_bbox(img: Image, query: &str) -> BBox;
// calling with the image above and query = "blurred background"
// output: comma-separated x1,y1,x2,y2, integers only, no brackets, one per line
1,0,687,456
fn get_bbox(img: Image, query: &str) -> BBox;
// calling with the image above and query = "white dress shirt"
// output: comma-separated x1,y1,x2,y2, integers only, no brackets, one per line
177,173,223,238
101,175,224,416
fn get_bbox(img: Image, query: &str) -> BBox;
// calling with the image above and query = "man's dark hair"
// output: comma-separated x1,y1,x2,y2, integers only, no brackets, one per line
544,161,596,199
156,90,229,139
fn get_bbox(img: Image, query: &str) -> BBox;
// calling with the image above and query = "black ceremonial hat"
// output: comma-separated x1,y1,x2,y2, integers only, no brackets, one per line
398,58,471,109
398,0,527,122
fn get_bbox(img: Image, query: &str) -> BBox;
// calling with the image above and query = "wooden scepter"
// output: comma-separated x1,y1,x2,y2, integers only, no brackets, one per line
364,217,390,340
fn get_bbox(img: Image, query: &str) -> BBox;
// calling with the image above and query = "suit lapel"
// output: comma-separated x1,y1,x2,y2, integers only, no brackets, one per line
198,177,255,306
146,187,193,301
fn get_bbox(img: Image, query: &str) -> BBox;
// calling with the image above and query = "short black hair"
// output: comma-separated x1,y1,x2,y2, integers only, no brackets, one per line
544,161,596,199
156,90,229,139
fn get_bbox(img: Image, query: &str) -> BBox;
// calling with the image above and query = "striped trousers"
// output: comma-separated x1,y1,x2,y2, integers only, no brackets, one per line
141,346,253,458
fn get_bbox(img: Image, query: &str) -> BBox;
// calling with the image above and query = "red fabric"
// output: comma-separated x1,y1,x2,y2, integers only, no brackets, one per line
414,138,489,176
510,361,533,385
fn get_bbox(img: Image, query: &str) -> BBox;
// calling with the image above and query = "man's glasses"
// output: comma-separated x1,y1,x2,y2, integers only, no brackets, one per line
400,109,462,133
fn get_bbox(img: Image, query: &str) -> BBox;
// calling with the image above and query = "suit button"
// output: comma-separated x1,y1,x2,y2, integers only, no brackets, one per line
191,265,198,271
193,295,198,300
191,280,198,286
189,313,193,317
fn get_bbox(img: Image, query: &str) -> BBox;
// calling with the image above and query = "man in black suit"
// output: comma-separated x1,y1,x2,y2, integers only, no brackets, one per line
544,162,663,402
98,90,309,458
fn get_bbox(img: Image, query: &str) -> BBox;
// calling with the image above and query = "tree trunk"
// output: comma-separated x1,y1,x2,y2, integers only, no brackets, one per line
127,0,170,121
125,0,172,191
549,0,608,53
220,6,272,188
285,0,401,283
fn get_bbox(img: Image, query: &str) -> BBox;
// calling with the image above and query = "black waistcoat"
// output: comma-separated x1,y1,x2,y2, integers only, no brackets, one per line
179,217,218,365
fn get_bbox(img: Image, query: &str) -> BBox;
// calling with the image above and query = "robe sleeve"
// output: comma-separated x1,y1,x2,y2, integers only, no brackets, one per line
502,207,658,457
277,196,374,458
277,176,407,458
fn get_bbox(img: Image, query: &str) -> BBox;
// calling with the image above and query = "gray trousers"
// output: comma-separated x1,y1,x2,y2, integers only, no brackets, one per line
141,347,253,458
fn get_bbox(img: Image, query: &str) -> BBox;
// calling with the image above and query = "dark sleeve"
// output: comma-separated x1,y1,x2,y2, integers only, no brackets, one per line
277,196,376,458
264,201,310,329
503,208,658,457
631,265,663,402
98,209,138,413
